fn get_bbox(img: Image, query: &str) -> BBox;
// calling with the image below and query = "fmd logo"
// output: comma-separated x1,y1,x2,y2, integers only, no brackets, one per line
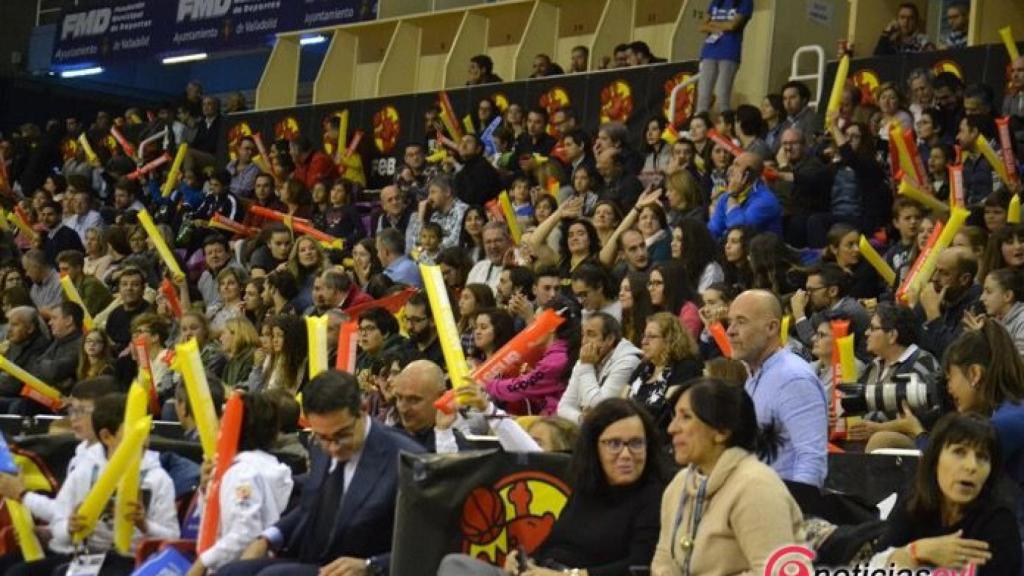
177,0,232,23
62,8,111,40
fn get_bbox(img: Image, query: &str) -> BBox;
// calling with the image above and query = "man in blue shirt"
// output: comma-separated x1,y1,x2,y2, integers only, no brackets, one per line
376,228,423,289
728,289,828,487
708,152,783,239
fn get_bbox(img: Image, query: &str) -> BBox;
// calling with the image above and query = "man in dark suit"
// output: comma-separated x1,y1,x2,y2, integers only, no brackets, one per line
218,370,424,576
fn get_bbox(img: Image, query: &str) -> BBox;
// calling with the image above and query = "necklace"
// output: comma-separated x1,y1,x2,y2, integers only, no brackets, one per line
671,468,709,575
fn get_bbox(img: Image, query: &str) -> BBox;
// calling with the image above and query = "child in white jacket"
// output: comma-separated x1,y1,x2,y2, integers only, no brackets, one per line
15,393,180,576
190,391,294,574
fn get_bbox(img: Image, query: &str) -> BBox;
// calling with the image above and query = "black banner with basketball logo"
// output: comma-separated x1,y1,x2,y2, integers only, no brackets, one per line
391,449,572,576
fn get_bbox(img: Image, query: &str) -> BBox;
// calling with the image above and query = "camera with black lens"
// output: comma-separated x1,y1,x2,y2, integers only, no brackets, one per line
837,373,942,419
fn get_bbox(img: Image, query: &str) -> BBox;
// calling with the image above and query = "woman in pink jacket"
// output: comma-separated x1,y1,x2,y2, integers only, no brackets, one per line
484,301,580,416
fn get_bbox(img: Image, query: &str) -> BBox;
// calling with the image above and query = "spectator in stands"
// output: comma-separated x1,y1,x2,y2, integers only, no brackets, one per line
940,2,970,49
778,81,816,144
21,248,61,312
515,108,557,172
443,398,666,574
228,135,261,199
559,313,643,423
531,54,556,78
791,263,871,351
407,175,469,253
609,43,630,68
735,104,771,159
875,413,1019,575
221,370,423,576
351,238,383,292
653,378,809,575
626,311,703,432
190,391,294,575
570,45,589,73
63,181,104,245
403,293,444,366
290,135,338,191
393,360,467,452
761,93,786,151
727,289,828,487
913,246,982,358
875,2,935,54
596,148,644,211
196,169,242,223
466,221,510,291
248,224,291,273
847,303,942,444
640,116,672,187
453,134,502,207
37,200,84,265
110,177,145,222
571,262,621,322
105,266,153,351
355,306,406,374
664,166,705,224
373,228,419,291
674,219,725,292
626,41,660,66
34,300,83,393
1004,56,1024,150
198,234,239,307
907,68,936,124
808,313,865,405
821,223,883,300
696,0,753,114
973,268,1024,355
370,184,412,237
57,250,111,316
193,95,225,164
466,54,502,85
934,71,966,138
708,152,783,239
77,328,115,380
220,317,260,390
0,306,51,410
243,174,287,231
722,225,754,289
775,126,833,247
649,259,702,339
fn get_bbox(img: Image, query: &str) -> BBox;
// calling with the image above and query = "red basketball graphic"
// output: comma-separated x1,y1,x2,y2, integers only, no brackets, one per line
460,487,505,544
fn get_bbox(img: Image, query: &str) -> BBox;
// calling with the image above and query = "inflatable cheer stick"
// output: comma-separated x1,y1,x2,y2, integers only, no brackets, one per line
975,135,1013,188
74,417,151,543
174,338,220,459
110,126,136,158
661,125,680,145
997,117,1020,185
898,180,948,215
335,321,358,372
1010,195,1022,225
59,274,94,331
334,110,350,165
160,278,183,319
126,153,171,181
77,134,101,167
420,264,470,389
858,236,896,286
498,191,522,245
709,322,731,358
896,221,943,304
306,315,329,380
890,124,926,188
825,54,850,131
472,309,565,383
909,208,970,300
8,207,37,243
1000,26,1020,61
113,383,150,554
0,355,63,412
132,335,160,414
197,392,244,554
160,143,188,198
949,164,965,209
137,209,185,282
0,434,43,562
203,213,260,238
246,205,311,227
438,91,464,141
780,315,791,346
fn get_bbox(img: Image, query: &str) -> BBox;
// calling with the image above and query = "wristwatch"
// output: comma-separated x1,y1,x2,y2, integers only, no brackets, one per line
365,556,385,576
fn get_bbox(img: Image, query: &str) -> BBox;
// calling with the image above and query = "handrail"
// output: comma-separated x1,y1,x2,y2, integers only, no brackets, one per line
668,72,701,127
790,45,826,110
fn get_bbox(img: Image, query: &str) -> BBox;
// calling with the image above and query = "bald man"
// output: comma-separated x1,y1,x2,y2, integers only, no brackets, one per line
727,290,828,487
915,246,981,358
707,152,783,240
0,306,52,410
392,360,468,453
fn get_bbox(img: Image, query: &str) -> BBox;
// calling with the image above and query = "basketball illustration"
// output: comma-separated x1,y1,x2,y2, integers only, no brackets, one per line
460,487,505,544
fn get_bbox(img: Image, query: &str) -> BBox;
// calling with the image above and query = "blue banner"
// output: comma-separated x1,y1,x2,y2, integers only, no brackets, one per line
53,0,378,68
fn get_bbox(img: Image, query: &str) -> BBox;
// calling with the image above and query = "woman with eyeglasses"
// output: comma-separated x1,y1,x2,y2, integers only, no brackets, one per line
652,378,807,576
648,260,702,340
439,398,668,575
76,328,115,381
809,314,865,415
626,312,703,434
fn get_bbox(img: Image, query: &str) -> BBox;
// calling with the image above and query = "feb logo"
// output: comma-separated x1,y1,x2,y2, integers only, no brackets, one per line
459,471,570,566
227,122,253,160
850,69,880,106
539,87,570,133
932,59,963,80
274,117,301,141
663,72,697,127
600,80,634,123
373,105,401,154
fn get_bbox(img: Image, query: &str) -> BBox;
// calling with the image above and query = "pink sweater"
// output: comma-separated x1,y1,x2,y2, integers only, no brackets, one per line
484,339,570,416
679,301,702,341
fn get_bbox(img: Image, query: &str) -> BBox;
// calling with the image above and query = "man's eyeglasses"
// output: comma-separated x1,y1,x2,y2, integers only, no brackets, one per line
599,438,646,454
312,424,358,447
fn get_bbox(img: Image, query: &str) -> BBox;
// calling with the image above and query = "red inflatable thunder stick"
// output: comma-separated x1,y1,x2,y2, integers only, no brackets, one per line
197,392,244,554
